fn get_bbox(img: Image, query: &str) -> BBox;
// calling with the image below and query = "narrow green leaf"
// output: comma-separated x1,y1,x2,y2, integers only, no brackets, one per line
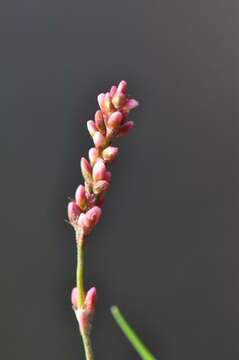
111,306,157,360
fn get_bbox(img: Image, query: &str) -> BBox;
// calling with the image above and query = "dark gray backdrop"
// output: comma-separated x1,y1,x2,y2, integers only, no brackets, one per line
0,0,238,359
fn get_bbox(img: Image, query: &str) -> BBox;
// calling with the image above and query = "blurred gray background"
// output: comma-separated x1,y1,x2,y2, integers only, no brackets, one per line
0,0,238,359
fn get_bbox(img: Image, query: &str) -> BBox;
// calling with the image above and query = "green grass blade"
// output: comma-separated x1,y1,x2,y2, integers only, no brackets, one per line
111,306,157,360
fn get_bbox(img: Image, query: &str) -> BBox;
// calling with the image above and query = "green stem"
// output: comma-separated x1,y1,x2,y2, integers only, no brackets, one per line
111,306,157,360
81,332,94,360
76,231,94,360
76,239,85,307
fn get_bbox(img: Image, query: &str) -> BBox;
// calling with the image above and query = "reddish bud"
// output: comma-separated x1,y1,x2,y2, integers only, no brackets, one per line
97,93,105,112
106,127,118,140
85,287,97,313
110,85,117,97
85,206,102,227
94,110,106,134
87,120,97,138
92,159,107,181
95,110,104,122
117,80,127,93
107,111,123,128
93,180,110,194
78,213,91,234
88,147,100,166
85,191,97,208
93,131,106,149
112,92,126,109
120,106,130,117
117,121,134,137
104,92,114,113
104,170,111,182
127,99,139,110
75,185,87,211
81,157,92,183
102,146,119,162
68,201,81,224
71,287,78,309
77,207,102,235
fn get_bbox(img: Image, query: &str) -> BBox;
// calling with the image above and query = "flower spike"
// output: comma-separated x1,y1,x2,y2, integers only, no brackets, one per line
67,80,139,360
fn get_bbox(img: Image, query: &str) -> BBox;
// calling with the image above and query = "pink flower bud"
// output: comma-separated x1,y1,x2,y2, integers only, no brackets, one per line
87,120,97,138
102,146,119,162
85,206,102,227
117,80,127,93
104,170,111,182
88,147,100,166
112,92,126,109
97,93,105,111
120,106,130,117
68,201,81,224
85,191,97,208
81,157,92,183
117,121,134,137
127,99,139,110
71,287,78,309
78,213,91,234
93,180,110,194
110,85,117,97
75,185,87,211
93,131,106,149
104,92,114,113
77,207,102,235
106,127,118,140
107,111,123,128
92,159,107,181
94,111,106,134
95,110,104,122
85,287,97,313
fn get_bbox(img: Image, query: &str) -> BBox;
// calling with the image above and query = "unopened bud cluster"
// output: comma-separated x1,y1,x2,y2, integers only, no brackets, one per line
67,80,139,238
71,286,97,333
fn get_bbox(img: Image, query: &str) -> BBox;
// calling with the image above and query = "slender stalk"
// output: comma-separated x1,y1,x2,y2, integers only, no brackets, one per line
76,231,94,360
111,306,157,360
76,241,85,307
81,332,94,360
